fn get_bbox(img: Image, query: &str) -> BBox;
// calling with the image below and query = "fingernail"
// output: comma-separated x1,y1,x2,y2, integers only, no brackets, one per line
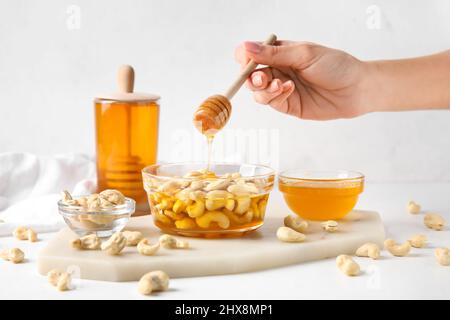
283,80,294,89
268,81,280,93
244,41,262,54
253,75,263,86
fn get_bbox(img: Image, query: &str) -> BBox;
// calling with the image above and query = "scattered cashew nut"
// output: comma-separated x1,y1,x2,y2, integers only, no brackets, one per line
72,234,102,250
276,227,306,243
435,248,450,266
424,213,446,231
122,230,144,246
408,234,427,248
355,243,380,259
0,248,25,263
407,201,421,214
47,269,72,291
283,215,308,233
322,220,338,233
159,234,189,249
384,239,411,257
13,226,38,242
101,232,127,255
138,270,170,295
137,239,160,256
336,255,360,276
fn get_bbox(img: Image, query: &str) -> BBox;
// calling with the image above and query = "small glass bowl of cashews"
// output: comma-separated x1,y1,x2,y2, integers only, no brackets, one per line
142,162,275,238
58,189,135,237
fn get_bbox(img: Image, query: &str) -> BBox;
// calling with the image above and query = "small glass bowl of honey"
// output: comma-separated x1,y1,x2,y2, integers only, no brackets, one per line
278,170,364,221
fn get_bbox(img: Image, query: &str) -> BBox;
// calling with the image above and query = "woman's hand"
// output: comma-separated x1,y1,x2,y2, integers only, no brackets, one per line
235,41,372,120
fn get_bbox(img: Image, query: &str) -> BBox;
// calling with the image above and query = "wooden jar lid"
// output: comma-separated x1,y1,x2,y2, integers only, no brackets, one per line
95,65,160,102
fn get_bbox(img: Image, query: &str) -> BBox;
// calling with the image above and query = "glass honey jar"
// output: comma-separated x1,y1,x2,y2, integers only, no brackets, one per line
95,65,160,215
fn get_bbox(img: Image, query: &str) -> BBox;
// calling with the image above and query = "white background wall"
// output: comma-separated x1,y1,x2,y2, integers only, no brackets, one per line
0,0,449,182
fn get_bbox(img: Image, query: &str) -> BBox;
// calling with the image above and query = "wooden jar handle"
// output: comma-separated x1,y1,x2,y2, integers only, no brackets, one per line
117,65,135,93
224,34,277,100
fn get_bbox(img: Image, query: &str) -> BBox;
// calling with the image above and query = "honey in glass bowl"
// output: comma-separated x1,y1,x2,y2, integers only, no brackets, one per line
278,170,364,221
142,163,275,238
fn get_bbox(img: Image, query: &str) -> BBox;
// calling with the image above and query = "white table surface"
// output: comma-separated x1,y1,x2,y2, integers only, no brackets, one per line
1,182,449,300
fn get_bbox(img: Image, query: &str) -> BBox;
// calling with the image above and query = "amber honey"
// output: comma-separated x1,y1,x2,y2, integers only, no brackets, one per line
279,171,364,221
95,100,159,214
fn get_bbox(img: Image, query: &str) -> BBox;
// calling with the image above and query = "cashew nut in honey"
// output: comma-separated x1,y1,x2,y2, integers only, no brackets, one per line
283,215,308,233
384,239,411,257
424,213,446,231
138,270,170,295
355,243,380,259
336,255,360,276
234,197,251,215
196,211,230,229
186,199,206,218
175,217,197,229
137,239,160,256
276,227,306,243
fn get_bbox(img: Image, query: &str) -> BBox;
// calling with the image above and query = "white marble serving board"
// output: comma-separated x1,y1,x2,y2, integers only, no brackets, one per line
37,210,385,282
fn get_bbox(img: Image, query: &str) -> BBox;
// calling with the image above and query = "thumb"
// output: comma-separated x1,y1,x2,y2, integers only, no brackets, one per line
244,41,314,68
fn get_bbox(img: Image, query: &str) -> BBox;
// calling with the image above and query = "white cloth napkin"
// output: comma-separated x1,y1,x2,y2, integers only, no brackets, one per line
0,152,96,236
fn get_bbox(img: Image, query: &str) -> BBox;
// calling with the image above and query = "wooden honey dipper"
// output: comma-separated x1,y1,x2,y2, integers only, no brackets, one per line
193,34,277,135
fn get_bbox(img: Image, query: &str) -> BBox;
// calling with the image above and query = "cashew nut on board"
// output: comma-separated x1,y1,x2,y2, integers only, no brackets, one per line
283,215,308,233
276,227,306,243
101,232,127,255
321,220,338,232
159,234,189,249
122,231,144,246
72,234,102,250
137,239,160,256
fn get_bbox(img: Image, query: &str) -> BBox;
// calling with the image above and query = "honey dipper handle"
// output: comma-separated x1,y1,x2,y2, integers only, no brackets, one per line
117,65,135,93
224,34,277,100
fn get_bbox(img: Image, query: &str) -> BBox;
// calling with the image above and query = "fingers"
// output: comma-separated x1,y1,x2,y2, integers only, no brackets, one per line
253,79,294,105
267,81,296,114
246,68,273,91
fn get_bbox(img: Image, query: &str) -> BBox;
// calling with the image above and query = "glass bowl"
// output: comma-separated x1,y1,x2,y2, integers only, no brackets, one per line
58,197,135,237
278,170,364,221
142,162,275,238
